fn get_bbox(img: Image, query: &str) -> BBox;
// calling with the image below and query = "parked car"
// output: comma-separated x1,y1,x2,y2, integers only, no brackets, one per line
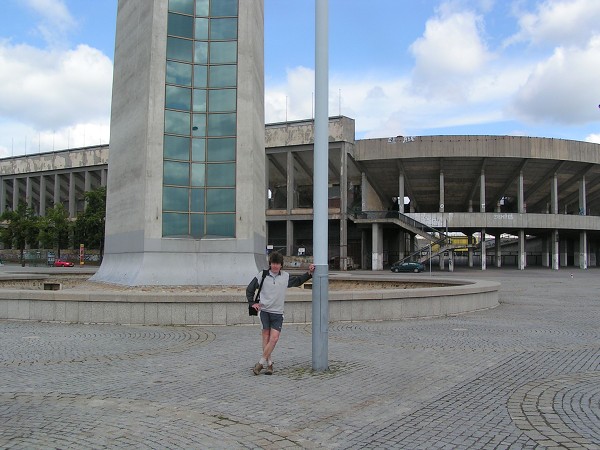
54,259,74,267
390,261,425,273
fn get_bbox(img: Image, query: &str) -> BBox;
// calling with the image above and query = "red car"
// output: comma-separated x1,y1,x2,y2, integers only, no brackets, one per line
54,259,74,267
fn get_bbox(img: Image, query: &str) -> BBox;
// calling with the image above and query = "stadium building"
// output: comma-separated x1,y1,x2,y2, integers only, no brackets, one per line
2,115,600,272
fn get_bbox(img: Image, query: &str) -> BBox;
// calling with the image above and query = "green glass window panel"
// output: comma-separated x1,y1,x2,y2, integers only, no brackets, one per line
206,163,235,187
208,65,236,88
166,85,191,111
207,138,235,161
207,113,236,136
166,61,192,86
169,0,193,15
206,214,235,237
209,41,237,64
191,163,205,186
163,213,189,237
168,13,194,38
167,37,193,62
210,0,238,17
164,135,190,160
195,0,209,16
163,187,189,212
206,190,235,212
194,41,208,64
193,65,207,87
191,138,205,161
190,213,204,237
208,89,236,112
191,189,205,212
210,18,237,40
193,89,206,111
192,114,206,136
164,110,190,135
195,18,208,39
164,161,190,186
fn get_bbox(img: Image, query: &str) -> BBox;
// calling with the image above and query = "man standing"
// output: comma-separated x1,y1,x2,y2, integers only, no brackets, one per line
246,251,315,375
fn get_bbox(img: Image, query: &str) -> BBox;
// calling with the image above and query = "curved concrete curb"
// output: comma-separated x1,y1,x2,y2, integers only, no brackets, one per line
0,275,499,326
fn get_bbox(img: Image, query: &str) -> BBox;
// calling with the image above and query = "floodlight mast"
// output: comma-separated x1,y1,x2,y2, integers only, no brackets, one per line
312,0,329,372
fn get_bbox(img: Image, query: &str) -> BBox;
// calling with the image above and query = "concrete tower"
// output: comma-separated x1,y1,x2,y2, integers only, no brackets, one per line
92,0,266,285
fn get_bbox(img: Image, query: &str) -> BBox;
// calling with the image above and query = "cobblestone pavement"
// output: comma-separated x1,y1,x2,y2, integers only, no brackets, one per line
1,268,599,449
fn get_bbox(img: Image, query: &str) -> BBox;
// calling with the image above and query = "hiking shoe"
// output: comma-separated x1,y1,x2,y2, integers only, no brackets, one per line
253,363,263,375
265,363,273,375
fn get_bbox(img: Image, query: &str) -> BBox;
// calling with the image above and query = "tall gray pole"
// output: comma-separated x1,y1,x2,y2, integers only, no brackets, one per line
312,0,329,372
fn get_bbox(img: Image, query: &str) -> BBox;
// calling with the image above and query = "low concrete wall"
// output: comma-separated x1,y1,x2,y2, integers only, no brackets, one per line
0,277,499,326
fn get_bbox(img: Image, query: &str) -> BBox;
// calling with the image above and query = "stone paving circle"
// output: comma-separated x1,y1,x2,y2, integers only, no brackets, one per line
1,267,599,449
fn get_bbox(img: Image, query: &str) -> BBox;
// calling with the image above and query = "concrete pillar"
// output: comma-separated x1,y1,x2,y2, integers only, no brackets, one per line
552,230,559,270
481,230,486,270
286,151,294,212
439,250,445,270
361,229,368,270
398,231,406,259
26,177,33,209
518,171,525,213
518,230,526,270
39,175,47,216
69,172,76,218
54,174,61,207
0,178,5,214
495,234,502,268
101,168,107,187
580,231,588,269
551,174,558,214
468,234,474,267
439,170,444,212
560,239,568,267
468,200,473,213
84,170,91,193
542,235,550,267
398,172,405,214
480,171,486,212
448,249,454,272
12,178,19,209
410,234,417,253
579,175,586,215
340,146,348,270
286,220,294,257
361,172,367,212
372,223,383,271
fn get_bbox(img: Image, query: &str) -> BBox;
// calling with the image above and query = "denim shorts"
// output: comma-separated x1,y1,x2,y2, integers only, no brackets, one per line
259,311,284,332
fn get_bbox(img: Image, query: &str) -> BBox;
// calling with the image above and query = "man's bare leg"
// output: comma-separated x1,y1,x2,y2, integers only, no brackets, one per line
262,328,280,365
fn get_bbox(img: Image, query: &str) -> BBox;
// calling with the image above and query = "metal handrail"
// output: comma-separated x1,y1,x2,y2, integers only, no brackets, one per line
347,209,452,264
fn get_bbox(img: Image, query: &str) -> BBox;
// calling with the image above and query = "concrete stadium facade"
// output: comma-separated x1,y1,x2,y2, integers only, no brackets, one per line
2,116,599,272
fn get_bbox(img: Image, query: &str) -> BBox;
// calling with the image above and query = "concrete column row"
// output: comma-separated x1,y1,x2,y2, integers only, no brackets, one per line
0,168,106,217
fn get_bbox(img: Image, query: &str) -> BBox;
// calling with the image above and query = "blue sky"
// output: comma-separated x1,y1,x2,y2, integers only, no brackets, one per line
0,0,599,157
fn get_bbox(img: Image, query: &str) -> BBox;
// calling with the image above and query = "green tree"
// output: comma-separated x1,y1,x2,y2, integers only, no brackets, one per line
74,186,107,256
0,202,41,267
38,203,71,258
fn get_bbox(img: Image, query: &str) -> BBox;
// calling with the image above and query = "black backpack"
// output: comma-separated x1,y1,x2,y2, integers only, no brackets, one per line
248,270,268,316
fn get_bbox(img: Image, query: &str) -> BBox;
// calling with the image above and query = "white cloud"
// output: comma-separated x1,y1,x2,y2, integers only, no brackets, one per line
24,0,77,47
0,42,113,128
508,0,600,48
585,133,600,144
511,37,600,124
409,8,493,100
0,41,112,155
0,121,109,158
